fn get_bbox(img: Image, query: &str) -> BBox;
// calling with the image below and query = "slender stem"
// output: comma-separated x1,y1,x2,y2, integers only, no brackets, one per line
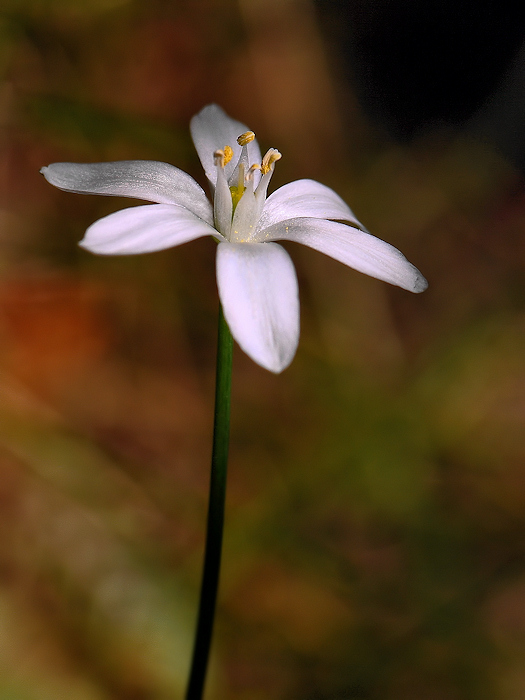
185,303,233,700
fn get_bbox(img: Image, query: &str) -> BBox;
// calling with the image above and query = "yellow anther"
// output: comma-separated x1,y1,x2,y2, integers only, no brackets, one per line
213,145,234,168
224,145,233,163
261,148,282,174
237,131,256,146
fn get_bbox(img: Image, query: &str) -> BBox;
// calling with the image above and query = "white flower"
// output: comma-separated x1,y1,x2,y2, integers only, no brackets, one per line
41,104,427,373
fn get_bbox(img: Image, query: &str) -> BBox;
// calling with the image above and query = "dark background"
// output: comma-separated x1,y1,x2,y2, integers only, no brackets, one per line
316,0,525,164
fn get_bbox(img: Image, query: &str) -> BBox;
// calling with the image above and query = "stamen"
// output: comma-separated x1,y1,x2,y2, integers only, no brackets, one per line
224,145,233,164
237,163,245,189
261,148,282,174
213,145,234,168
213,149,225,168
237,131,256,146
246,164,261,181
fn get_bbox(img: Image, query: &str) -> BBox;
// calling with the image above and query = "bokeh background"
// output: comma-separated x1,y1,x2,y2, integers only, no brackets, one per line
2,0,525,698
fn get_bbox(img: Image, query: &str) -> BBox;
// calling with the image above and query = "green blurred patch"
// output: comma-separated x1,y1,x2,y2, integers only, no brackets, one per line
25,94,192,162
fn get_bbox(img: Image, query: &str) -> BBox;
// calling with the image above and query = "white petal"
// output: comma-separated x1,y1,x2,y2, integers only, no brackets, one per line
190,104,261,187
216,241,299,372
256,179,364,232
80,204,218,255
41,161,213,224
261,218,428,293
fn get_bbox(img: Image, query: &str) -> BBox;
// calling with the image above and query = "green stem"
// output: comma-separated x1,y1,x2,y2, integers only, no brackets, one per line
185,303,233,700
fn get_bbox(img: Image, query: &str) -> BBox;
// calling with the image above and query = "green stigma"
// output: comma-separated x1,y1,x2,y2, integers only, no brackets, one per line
229,184,245,212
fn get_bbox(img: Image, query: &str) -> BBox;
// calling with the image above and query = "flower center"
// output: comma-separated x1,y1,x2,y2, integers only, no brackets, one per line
229,163,246,212
213,130,282,241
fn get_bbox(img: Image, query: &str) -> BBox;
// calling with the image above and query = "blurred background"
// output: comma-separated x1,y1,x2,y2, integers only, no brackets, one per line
1,0,525,698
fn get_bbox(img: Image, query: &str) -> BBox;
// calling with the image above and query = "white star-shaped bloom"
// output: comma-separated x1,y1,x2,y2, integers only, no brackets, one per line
41,104,427,372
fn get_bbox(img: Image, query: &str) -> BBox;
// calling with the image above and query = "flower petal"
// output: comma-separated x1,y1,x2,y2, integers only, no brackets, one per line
190,104,261,187
262,218,428,293
216,241,299,372
80,204,218,255
40,161,213,224
256,179,364,232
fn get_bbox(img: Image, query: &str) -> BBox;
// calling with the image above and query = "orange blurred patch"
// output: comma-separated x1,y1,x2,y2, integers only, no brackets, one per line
0,274,112,395
226,561,353,653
